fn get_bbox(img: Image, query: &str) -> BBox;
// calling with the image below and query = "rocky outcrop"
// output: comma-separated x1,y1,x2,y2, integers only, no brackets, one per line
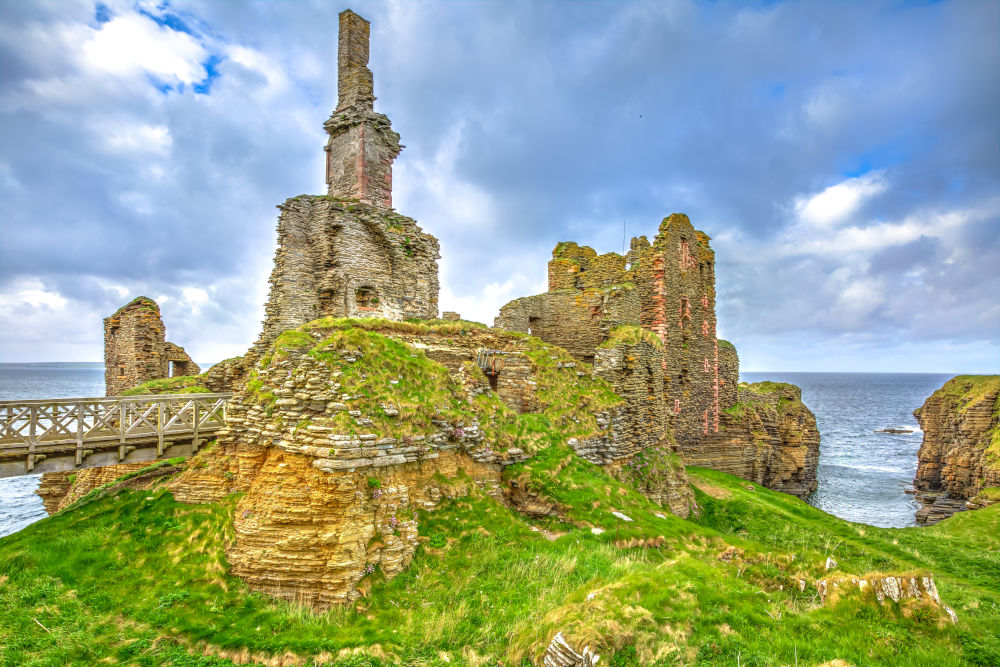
166,318,694,609
35,462,159,514
688,382,820,499
913,375,1000,525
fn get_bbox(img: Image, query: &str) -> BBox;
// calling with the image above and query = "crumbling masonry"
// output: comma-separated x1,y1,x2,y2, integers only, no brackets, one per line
495,216,820,496
103,297,199,396
496,214,724,449
249,9,439,363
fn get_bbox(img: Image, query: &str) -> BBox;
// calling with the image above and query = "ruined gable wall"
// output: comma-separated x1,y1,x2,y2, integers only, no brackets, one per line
717,339,739,411
589,340,667,461
250,198,439,364
496,242,641,361
323,10,400,209
103,297,199,396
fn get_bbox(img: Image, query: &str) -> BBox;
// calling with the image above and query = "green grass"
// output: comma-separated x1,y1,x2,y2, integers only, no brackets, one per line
3,462,997,665
598,325,664,350
252,319,623,458
121,376,211,396
4,327,996,666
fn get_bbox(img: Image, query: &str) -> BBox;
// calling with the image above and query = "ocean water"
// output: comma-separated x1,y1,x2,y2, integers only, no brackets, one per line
0,365,954,537
0,363,105,537
742,372,953,528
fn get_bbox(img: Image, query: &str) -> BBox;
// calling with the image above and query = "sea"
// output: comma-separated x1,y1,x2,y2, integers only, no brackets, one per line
0,364,954,537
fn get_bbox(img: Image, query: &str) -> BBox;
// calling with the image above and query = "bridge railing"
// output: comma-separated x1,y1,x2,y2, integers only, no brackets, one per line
0,393,232,472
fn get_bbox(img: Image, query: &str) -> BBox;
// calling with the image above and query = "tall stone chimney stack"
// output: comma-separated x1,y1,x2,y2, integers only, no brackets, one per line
336,9,374,111
324,8,400,208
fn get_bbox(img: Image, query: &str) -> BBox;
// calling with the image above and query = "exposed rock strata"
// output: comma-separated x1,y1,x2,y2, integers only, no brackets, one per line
36,462,157,514
913,375,1000,525
165,320,694,608
691,382,820,499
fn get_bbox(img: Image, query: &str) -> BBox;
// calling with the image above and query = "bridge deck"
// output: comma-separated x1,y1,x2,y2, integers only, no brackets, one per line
0,393,231,478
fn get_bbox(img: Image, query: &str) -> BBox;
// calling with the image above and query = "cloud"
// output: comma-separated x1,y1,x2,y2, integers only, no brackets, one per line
80,11,207,84
0,0,996,373
794,173,887,229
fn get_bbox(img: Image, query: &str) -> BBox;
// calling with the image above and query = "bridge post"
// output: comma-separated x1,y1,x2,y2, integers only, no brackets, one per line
192,401,200,452
118,402,127,462
27,405,37,472
75,401,84,466
157,402,165,457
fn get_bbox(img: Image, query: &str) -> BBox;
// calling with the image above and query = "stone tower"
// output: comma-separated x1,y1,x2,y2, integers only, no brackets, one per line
323,9,401,209
249,9,439,362
104,296,199,396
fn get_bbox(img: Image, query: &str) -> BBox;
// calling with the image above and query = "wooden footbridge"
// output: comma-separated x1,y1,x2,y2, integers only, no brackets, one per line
0,393,231,478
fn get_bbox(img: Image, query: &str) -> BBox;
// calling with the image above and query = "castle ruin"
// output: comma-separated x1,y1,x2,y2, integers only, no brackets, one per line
496,213,734,449
249,9,439,362
103,296,199,396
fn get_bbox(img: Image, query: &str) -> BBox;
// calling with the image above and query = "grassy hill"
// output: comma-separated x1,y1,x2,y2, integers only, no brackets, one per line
2,457,997,666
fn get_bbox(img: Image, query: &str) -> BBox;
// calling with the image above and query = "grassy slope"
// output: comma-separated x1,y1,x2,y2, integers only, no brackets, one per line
2,463,997,666
2,327,997,666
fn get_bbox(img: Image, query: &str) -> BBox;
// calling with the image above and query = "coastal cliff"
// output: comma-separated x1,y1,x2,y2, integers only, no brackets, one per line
684,381,820,499
913,375,1000,525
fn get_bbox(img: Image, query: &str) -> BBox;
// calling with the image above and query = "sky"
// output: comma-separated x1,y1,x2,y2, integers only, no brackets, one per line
0,0,998,373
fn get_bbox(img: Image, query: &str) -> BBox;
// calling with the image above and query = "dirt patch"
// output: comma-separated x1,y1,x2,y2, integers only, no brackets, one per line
691,479,732,499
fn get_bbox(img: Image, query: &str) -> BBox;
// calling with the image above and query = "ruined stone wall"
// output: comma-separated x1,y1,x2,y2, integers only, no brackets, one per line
250,9,439,365
103,297,199,396
590,340,667,461
250,198,439,363
323,10,399,209
496,241,640,362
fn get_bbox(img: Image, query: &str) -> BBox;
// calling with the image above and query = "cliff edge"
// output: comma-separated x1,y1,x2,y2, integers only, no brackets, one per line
687,381,820,499
913,375,1000,525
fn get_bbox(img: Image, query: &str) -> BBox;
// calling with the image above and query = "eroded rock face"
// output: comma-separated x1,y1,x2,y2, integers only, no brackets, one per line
171,442,499,610
36,462,165,514
164,320,694,609
690,382,820,499
913,375,1000,525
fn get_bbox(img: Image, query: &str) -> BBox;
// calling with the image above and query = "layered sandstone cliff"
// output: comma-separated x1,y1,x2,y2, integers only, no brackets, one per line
158,319,695,609
913,375,1000,525
688,382,820,499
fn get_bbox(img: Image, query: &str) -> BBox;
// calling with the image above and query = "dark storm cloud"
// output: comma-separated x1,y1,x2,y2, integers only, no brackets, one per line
0,0,997,371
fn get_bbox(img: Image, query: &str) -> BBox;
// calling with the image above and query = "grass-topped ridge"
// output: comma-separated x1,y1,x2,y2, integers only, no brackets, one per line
121,375,211,396
251,319,623,458
598,324,664,350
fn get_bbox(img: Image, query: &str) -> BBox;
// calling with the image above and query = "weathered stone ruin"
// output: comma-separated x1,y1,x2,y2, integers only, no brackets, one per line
913,375,1000,525
52,8,817,617
496,215,722,448
103,296,199,396
495,215,820,496
165,319,695,608
249,9,439,364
